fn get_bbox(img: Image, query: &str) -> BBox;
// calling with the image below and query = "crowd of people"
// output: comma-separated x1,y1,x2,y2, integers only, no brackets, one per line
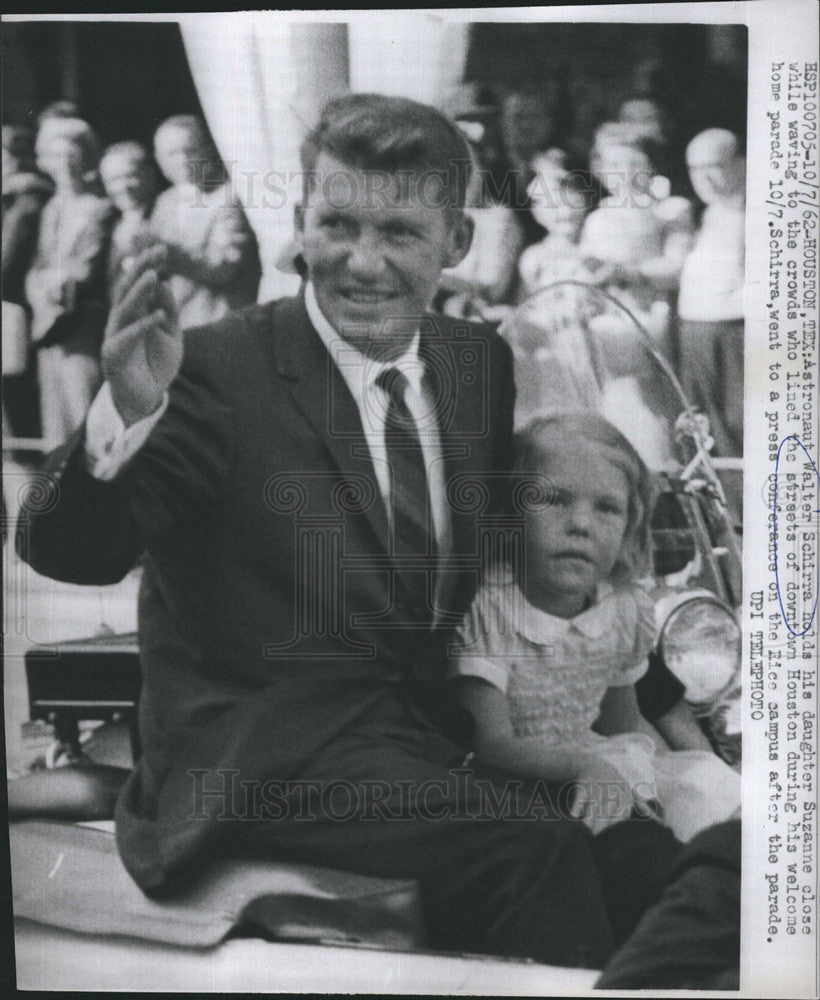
2,104,261,444
3,84,744,468
435,83,746,467
8,80,745,987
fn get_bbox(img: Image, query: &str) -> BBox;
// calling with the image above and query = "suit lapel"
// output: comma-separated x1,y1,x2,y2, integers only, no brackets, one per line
265,294,390,553
262,298,494,560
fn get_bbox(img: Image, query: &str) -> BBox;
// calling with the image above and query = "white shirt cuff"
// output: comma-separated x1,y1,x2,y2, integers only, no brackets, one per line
84,382,168,481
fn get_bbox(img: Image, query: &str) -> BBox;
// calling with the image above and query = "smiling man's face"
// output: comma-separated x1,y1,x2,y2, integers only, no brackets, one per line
296,153,471,359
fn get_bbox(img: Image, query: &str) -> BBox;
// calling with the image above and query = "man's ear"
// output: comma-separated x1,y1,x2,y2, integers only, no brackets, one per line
444,211,474,269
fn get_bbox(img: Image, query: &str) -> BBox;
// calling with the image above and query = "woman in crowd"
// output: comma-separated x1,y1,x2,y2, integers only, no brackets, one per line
574,124,695,467
2,124,52,439
25,116,114,442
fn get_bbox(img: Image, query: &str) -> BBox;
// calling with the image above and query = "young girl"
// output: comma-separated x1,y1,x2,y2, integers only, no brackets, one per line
580,124,694,344
517,161,591,300
579,125,696,469
451,413,740,841
500,168,603,427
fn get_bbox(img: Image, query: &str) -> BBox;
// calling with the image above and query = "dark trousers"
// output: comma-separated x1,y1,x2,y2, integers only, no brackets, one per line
596,819,740,989
217,692,681,969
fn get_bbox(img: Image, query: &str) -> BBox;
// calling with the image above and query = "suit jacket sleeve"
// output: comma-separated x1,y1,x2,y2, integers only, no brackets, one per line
16,323,235,585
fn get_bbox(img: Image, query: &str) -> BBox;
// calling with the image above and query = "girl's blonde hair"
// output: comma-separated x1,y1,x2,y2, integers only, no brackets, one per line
511,412,653,583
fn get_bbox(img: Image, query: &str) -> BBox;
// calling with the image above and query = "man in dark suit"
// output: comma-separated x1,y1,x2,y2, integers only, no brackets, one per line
18,94,677,968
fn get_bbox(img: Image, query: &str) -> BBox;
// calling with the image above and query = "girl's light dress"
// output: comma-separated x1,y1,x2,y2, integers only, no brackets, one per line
451,568,740,841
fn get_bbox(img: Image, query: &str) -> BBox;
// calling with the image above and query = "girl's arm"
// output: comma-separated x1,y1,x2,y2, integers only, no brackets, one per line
652,699,714,752
594,684,664,747
455,677,594,781
457,676,651,833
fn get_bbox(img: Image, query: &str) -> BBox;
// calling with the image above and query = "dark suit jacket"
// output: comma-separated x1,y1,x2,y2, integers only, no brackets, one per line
18,294,515,891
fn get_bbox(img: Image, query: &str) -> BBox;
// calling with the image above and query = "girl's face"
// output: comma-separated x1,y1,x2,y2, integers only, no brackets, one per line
531,191,586,239
523,443,631,613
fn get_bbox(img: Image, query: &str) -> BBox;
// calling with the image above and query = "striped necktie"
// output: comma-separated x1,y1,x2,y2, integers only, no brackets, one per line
376,367,436,621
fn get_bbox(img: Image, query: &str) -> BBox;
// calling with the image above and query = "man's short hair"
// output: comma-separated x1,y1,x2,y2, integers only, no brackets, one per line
299,93,473,211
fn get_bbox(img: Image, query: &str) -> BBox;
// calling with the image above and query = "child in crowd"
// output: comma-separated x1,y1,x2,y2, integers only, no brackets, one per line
580,124,694,343
100,141,158,294
677,129,746,458
518,161,591,299
25,116,114,442
578,125,696,468
451,413,740,841
502,167,601,424
150,115,261,329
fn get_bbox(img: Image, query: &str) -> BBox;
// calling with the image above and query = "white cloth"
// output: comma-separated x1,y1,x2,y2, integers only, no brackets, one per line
2,301,29,375
677,202,745,321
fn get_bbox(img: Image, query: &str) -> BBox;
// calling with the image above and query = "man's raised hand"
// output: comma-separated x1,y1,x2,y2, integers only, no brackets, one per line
101,246,183,427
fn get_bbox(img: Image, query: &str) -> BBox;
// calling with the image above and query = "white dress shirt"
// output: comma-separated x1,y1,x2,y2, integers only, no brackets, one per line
678,202,745,321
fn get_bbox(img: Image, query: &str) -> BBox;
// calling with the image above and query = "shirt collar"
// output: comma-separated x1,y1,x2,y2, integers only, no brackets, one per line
304,280,423,400
492,572,617,644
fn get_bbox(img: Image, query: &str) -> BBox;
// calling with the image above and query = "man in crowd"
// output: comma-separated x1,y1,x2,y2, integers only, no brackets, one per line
677,128,746,458
100,141,158,295
24,116,114,441
19,94,679,968
149,114,261,329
